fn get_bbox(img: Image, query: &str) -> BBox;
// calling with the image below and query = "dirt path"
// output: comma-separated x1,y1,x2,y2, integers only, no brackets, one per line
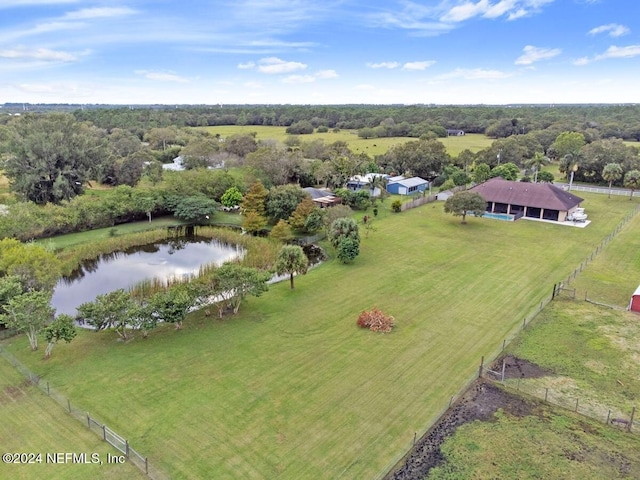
386,357,547,480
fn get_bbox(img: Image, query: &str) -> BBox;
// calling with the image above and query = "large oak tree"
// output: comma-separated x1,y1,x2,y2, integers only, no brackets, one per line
3,113,107,204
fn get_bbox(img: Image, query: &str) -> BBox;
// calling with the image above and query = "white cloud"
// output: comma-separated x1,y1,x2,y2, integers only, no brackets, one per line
256,57,306,74
315,69,338,79
135,70,190,83
436,68,512,80
282,74,315,84
597,45,640,59
243,81,263,89
237,62,255,70
12,81,92,99
403,61,436,71
366,61,400,69
588,24,629,38
515,45,561,65
63,7,137,20
441,0,490,22
0,46,79,62
574,45,640,65
441,0,553,23
484,0,518,19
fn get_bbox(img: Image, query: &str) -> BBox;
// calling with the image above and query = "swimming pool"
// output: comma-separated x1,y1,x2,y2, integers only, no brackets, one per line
471,211,516,221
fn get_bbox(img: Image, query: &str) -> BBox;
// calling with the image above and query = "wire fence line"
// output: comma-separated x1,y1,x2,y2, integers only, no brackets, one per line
0,346,167,479
482,369,638,433
478,203,640,431
384,197,640,478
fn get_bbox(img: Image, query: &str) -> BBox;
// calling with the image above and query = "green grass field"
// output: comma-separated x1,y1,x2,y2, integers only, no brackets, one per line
428,407,640,479
427,198,640,478
3,193,638,479
503,206,640,419
0,360,144,480
199,125,493,158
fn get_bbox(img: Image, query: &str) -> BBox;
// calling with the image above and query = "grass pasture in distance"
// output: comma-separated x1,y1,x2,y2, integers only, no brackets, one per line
3,193,637,479
0,360,144,480
199,125,492,158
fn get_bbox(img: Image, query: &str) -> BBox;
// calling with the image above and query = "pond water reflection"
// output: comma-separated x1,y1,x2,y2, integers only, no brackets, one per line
52,237,243,316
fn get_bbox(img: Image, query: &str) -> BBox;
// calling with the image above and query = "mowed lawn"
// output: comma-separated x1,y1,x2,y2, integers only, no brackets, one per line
199,125,492,157
0,360,144,480
3,193,637,479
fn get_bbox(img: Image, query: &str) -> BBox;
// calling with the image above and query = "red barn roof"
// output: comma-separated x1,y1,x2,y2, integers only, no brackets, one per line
470,178,583,211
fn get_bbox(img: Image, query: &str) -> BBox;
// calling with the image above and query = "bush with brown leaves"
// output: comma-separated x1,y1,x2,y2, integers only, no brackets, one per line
357,307,395,333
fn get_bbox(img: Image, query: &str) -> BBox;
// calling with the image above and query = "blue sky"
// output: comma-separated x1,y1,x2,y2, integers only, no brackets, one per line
1,0,639,105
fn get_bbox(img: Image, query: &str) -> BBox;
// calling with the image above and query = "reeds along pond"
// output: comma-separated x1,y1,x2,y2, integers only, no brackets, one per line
56,226,281,301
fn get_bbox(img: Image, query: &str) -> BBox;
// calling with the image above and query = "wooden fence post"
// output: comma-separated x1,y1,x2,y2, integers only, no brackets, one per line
87,414,90,429
545,388,548,403
575,398,579,413
629,407,636,432
478,356,484,378
501,359,506,383
67,399,71,413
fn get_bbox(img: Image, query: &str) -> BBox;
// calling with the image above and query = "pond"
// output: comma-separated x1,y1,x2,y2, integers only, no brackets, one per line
52,236,244,316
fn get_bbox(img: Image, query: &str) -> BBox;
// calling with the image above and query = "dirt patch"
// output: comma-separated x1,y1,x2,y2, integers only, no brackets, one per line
386,379,541,480
0,381,30,404
491,354,552,380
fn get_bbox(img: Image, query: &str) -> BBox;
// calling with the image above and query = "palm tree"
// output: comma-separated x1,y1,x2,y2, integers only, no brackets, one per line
527,152,549,183
275,245,309,289
624,170,640,201
369,174,388,199
602,163,623,198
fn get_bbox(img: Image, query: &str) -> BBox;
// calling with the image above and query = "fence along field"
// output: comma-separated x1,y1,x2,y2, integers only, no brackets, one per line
0,346,166,479
1,192,638,479
489,205,640,432
0,358,146,480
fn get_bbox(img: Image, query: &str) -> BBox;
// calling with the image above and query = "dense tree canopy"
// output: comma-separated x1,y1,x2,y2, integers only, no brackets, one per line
381,139,450,179
2,113,108,204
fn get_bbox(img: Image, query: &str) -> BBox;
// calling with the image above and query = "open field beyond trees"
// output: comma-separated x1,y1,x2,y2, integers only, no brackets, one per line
2,193,638,479
199,125,493,158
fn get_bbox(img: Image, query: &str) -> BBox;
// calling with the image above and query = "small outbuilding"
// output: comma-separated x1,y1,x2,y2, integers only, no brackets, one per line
386,176,429,195
303,187,342,208
629,285,640,312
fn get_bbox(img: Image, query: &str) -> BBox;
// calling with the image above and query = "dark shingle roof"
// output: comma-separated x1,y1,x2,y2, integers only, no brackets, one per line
470,178,583,211
303,187,334,199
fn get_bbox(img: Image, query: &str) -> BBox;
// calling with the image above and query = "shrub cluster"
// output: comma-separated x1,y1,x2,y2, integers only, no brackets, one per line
356,307,395,333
